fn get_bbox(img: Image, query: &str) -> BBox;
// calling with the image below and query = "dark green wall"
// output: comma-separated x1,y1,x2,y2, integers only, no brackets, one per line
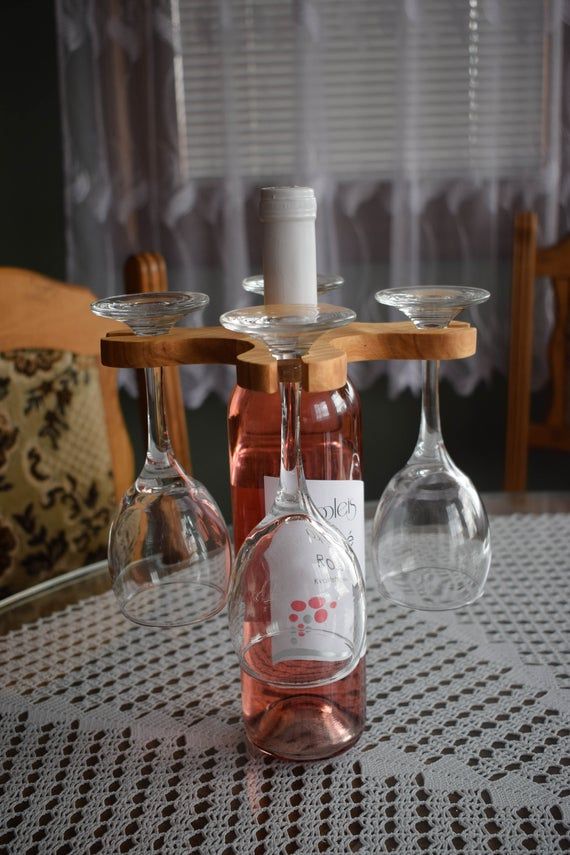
1,1,65,280
3,1,567,523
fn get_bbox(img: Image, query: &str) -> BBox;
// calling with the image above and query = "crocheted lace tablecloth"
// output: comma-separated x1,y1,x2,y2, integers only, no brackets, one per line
1,514,569,854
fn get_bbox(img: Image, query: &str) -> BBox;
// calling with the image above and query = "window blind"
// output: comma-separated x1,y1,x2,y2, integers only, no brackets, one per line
178,0,552,180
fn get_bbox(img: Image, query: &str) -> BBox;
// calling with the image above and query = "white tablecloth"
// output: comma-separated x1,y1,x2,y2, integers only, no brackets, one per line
1,515,569,854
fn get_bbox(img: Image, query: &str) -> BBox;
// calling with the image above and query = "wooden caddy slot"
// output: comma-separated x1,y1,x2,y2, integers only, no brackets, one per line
101,320,476,393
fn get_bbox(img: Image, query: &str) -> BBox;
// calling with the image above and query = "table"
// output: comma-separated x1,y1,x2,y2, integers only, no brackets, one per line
1,496,569,854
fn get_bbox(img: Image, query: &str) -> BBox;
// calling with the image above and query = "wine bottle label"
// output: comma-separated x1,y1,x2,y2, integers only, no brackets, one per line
264,477,365,664
264,477,365,573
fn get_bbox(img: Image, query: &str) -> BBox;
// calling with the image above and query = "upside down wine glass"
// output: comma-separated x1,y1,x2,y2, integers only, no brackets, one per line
220,303,367,760
372,287,491,611
91,292,232,627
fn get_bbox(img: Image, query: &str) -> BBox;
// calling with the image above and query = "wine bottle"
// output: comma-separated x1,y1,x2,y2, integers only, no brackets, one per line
228,187,366,759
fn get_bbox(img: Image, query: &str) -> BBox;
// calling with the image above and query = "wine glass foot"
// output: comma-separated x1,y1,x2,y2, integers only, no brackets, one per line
377,566,485,612
220,302,356,356
375,286,490,328
242,273,344,297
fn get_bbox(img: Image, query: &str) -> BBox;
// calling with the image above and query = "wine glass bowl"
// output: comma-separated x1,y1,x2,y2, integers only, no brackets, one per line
229,511,365,689
109,470,231,627
92,291,232,627
372,286,491,611
373,449,491,610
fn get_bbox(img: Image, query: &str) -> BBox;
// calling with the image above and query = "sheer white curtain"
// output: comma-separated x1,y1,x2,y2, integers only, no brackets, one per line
56,0,567,406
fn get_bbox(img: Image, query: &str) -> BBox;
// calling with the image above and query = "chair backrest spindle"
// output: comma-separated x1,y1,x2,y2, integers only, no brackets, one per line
505,212,570,491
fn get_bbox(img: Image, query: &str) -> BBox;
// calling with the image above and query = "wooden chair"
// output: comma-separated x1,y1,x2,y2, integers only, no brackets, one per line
504,212,570,491
124,252,192,473
0,268,134,596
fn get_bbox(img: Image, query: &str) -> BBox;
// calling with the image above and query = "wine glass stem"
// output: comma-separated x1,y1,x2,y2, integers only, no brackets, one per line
144,366,172,465
415,359,444,458
275,361,307,509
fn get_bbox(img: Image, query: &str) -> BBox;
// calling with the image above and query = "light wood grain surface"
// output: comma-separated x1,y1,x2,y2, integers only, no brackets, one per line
101,320,476,393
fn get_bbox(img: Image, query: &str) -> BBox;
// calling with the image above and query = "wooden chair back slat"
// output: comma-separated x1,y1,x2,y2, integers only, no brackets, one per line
545,277,569,431
505,213,570,490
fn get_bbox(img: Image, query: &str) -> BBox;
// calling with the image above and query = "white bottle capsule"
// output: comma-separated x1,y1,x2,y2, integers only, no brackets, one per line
259,186,318,305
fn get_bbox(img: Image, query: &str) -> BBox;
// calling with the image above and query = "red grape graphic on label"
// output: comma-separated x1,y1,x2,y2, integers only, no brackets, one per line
289,596,338,640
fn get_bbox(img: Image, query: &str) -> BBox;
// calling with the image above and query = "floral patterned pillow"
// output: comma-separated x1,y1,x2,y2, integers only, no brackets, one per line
0,349,117,598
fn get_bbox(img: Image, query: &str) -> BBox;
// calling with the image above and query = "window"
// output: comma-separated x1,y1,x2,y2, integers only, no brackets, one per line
178,0,554,180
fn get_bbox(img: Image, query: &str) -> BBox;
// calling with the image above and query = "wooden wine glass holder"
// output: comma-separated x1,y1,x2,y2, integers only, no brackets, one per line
101,320,476,393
